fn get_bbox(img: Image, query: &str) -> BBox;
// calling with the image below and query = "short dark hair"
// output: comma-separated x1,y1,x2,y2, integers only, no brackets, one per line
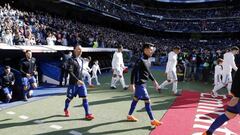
117,44,123,49
74,45,82,50
173,46,181,50
142,43,155,51
25,50,31,53
231,46,239,51
4,65,10,69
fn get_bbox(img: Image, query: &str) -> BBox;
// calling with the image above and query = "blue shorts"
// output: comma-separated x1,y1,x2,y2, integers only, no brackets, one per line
134,84,150,100
3,87,12,95
67,85,87,99
22,76,37,87
227,102,240,114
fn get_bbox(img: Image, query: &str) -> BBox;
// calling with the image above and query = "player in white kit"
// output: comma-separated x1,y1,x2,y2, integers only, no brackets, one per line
214,58,223,86
110,45,128,90
212,46,239,97
211,58,224,97
82,56,94,87
159,46,181,96
91,60,101,86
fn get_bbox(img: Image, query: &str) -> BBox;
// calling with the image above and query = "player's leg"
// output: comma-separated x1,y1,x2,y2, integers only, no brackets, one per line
64,85,75,117
95,74,100,85
3,87,12,103
78,85,94,120
144,99,162,126
86,72,94,87
127,96,139,122
28,76,37,98
159,71,174,89
22,77,30,101
172,71,180,95
226,74,232,95
111,69,118,89
203,97,239,135
119,73,128,90
212,74,228,97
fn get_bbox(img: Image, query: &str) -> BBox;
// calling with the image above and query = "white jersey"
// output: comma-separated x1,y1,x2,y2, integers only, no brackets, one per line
214,65,223,85
165,51,178,73
92,64,100,74
83,59,91,72
111,51,124,70
222,52,238,74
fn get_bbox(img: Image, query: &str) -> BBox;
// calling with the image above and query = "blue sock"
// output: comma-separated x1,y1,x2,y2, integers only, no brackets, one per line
208,114,229,133
64,98,71,110
145,102,154,120
128,100,138,115
83,99,90,115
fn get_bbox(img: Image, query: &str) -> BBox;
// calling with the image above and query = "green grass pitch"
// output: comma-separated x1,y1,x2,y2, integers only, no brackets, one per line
0,70,222,135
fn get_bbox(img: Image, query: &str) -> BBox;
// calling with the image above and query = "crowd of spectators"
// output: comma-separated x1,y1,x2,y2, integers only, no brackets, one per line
70,0,240,32
1,3,240,84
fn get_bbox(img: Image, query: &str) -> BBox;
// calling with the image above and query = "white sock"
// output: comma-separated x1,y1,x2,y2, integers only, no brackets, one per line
111,77,118,87
160,80,173,89
95,76,100,84
227,83,232,95
172,81,178,93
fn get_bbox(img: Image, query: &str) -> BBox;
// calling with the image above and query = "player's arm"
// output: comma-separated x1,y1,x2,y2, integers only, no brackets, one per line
231,69,240,97
19,60,27,76
130,62,137,85
120,55,125,69
33,58,38,75
165,53,173,74
111,53,116,69
130,61,139,92
11,73,15,85
231,56,238,71
143,60,159,90
67,59,79,83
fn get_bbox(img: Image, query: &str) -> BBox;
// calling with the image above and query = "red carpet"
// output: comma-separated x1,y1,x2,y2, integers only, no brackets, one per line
150,91,240,135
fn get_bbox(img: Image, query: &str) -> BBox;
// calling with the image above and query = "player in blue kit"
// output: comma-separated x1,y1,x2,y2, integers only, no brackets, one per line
203,68,240,135
0,66,15,103
19,50,38,101
63,45,94,120
127,43,162,127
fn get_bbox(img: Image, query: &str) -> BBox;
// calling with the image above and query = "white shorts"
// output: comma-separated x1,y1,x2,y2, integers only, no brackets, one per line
113,68,123,76
167,71,178,81
92,72,98,78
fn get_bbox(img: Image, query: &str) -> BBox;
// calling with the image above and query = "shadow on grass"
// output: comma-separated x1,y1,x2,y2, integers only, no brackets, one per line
0,118,12,122
0,115,81,130
74,96,130,108
36,120,152,135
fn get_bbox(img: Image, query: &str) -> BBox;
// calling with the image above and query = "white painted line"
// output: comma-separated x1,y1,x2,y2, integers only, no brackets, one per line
33,120,43,124
19,115,29,120
69,130,82,135
50,125,63,130
6,111,16,115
